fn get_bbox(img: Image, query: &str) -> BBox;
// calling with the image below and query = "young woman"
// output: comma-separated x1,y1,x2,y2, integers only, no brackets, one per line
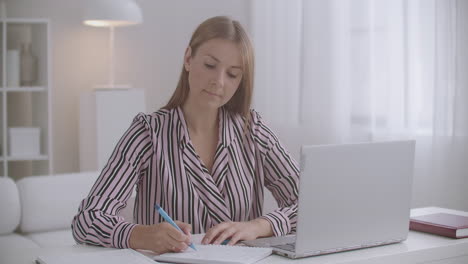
72,16,299,254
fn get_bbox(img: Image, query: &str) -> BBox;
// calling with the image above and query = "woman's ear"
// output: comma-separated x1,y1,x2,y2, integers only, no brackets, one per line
184,46,193,72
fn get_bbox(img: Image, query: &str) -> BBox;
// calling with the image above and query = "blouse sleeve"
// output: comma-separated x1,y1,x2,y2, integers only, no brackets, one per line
251,111,300,236
71,113,154,248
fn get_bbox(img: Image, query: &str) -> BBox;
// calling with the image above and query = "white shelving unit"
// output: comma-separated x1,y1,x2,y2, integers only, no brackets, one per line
1,18,52,179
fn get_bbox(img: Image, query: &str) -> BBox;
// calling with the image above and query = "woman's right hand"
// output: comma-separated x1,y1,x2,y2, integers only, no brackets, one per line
129,221,192,254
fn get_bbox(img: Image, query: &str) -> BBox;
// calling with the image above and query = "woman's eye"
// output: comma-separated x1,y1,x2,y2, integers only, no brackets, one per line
227,73,238,79
205,63,215,69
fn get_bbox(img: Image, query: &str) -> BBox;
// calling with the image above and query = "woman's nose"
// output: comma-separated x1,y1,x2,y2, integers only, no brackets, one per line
213,70,225,88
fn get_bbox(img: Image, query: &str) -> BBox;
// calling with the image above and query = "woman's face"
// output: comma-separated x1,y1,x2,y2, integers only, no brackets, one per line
184,38,243,110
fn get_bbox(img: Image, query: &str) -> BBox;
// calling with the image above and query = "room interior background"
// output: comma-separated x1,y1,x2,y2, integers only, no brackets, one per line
5,0,251,174
5,0,468,211
252,0,468,211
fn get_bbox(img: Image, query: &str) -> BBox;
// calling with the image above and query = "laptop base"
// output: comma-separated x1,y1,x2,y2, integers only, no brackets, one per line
271,238,406,259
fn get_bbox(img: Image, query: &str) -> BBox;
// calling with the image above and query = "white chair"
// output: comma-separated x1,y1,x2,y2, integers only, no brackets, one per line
16,171,99,247
0,176,40,252
0,170,136,255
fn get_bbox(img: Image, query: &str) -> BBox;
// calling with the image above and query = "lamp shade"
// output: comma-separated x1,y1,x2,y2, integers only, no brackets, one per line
83,0,143,27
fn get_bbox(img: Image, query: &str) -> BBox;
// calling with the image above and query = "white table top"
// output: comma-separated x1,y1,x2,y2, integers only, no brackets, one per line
2,207,468,264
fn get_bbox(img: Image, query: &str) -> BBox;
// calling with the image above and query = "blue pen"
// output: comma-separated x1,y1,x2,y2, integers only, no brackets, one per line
155,204,197,251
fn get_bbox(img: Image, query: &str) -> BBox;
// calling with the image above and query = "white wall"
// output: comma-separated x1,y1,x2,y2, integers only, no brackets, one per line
5,0,251,174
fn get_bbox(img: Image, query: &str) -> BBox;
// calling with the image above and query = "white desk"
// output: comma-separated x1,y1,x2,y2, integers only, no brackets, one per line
2,207,468,264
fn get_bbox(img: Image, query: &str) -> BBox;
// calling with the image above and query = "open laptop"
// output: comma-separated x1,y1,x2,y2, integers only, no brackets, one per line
244,140,415,258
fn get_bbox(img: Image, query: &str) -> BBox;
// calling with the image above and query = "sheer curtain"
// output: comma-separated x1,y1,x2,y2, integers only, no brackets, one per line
251,0,468,211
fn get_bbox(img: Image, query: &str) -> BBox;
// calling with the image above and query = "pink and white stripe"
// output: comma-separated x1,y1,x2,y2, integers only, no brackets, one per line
72,107,299,248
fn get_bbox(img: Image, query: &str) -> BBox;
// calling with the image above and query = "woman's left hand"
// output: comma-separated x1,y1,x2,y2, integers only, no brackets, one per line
201,218,273,246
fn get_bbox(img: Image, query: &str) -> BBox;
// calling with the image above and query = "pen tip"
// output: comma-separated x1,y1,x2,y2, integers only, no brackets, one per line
155,204,160,210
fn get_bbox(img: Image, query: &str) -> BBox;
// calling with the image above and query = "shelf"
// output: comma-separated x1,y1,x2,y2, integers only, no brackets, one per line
2,18,50,24
6,155,48,161
2,86,47,92
1,18,52,179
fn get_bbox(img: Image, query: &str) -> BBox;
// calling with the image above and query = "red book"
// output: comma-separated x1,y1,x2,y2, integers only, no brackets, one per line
410,213,468,238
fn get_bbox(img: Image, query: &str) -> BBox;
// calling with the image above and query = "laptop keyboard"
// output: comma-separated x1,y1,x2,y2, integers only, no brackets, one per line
272,242,296,252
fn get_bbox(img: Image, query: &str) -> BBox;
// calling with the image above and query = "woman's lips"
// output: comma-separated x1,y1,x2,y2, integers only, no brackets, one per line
204,90,221,97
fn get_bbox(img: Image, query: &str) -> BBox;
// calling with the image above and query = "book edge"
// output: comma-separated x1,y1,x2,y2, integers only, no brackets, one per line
410,213,468,230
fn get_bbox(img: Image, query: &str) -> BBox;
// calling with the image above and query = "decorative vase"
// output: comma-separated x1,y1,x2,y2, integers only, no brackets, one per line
6,49,20,87
0,1,6,19
20,42,37,86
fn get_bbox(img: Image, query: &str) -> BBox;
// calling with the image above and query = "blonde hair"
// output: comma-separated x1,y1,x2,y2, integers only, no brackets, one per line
164,16,254,123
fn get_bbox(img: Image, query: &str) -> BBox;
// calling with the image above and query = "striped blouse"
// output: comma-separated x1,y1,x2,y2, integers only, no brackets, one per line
72,107,300,249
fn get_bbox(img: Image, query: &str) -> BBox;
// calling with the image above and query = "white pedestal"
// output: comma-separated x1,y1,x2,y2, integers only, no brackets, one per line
79,89,146,171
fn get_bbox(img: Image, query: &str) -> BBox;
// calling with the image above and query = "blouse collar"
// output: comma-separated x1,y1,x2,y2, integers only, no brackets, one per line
175,106,235,149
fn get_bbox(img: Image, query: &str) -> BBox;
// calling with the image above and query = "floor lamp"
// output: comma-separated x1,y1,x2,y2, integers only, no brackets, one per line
83,0,143,89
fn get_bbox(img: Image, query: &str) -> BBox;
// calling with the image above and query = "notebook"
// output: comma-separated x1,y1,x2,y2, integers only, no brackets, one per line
36,248,155,264
145,244,272,264
410,213,468,238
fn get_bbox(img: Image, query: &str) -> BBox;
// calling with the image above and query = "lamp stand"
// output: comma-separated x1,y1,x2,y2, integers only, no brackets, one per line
109,25,115,88
94,26,131,90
